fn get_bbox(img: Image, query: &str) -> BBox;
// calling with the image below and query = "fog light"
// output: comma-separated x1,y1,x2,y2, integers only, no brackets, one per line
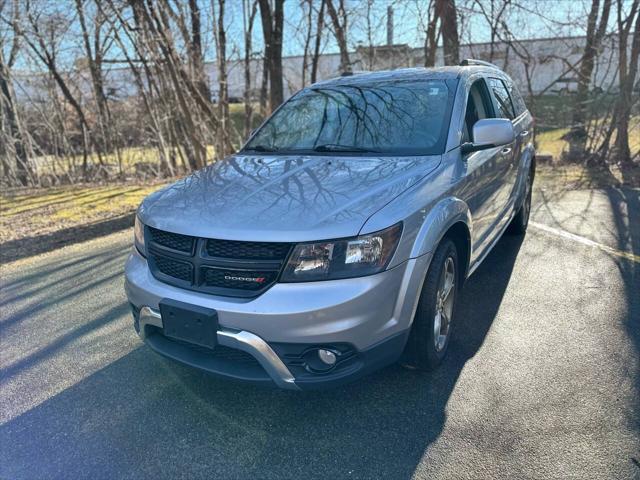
318,349,337,366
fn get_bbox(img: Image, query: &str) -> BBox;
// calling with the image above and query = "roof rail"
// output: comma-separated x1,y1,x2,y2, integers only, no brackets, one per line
340,70,370,77
459,59,500,69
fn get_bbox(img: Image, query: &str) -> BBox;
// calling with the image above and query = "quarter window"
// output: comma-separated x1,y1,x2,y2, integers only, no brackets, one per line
488,78,515,119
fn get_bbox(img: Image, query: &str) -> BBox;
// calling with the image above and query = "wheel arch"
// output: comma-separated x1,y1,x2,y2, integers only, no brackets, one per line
410,197,472,255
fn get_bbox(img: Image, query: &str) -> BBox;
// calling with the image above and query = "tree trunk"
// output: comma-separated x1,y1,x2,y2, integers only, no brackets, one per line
243,0,258,139
0,49,30,185
438,0,459,65
326,0,351,74
214,0,231,159
189,0,211,101
258,0,285,112
311,0,325,83
614,2,640,165
424,0,439,67
301,0,314,87
567,0,612,161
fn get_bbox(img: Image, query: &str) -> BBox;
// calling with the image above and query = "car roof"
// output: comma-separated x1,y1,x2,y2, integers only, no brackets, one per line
311,65,504,89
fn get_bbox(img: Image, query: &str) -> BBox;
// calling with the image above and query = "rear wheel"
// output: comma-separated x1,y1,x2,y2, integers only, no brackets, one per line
508,166,533,235
402,239,459,370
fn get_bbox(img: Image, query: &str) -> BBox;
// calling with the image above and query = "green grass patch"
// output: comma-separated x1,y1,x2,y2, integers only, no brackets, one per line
0,182,168,244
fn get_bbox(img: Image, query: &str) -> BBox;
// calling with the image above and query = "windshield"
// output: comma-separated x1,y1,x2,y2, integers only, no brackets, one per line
244,79,456,156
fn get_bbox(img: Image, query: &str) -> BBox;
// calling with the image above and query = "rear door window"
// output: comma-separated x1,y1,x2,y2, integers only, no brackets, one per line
488,78,515,120
506,82,528,116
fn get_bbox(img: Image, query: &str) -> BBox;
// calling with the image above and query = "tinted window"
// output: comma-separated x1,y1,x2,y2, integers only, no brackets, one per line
506,81,527,115
245,80,455,155
488,78,515,119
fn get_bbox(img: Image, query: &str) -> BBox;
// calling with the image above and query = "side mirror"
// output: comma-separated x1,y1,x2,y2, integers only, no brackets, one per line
461,118,515,154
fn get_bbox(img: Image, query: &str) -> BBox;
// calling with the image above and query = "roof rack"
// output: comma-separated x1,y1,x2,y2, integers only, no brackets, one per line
459,59,500,69
340,70,370,77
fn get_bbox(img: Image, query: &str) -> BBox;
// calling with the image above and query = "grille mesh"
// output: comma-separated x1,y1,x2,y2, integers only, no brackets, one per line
149,227,194,253
206,239,290,260
147,227,290,297
153,255,193,282
202,268,277,291
148,326,262,366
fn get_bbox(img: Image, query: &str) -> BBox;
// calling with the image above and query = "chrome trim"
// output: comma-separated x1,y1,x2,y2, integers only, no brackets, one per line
136,306,299,390
217,329,298,390
138,306,162,339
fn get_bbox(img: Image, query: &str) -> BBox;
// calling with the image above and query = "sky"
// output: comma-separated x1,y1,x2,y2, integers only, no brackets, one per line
3,0,634,71
214,0,623,59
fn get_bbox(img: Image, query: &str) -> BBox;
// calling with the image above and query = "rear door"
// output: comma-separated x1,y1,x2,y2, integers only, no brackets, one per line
486,77,520,225
504,78,535,204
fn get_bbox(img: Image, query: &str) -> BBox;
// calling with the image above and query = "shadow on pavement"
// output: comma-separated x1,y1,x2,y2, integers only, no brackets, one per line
0,235,523,479
605,184,640,438
0,213,134,264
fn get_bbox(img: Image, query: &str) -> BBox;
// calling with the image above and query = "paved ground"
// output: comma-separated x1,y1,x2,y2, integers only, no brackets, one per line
1,184,639,479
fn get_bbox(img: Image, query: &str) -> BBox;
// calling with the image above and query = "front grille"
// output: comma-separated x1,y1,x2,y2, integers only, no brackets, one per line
206,239,291,260
149,227,194,253
153,254,193,282
146,227,291,298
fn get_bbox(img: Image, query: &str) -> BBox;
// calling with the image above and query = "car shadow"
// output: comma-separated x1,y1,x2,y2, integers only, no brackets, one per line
0,235,524,479
604,183,640,431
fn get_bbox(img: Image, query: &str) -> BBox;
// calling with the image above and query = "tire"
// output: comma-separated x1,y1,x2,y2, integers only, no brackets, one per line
508,165,533,235
402,238,459,371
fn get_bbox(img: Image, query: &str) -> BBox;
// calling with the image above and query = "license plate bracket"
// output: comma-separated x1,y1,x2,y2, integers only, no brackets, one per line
159,299,218,349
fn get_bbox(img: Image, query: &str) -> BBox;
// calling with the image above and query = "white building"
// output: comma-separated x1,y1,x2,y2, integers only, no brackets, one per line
13,34,626,104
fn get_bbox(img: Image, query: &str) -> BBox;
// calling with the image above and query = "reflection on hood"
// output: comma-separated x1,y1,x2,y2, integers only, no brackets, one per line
139,154,440,242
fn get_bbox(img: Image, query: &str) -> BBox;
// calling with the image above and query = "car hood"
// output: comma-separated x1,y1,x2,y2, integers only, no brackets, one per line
139,153,441,242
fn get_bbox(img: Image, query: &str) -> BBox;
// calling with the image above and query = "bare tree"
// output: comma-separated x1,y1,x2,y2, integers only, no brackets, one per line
188,0,211,101
611,0,639,166
22,1,97,178
258,0,285,112
439,0,460,65
300,0,314,87
472,0,512,63
243,0,258,138
213,0,231,158
0,1,33,185
566,0,612,160
75,0,123,175
310,0,326,83
423,0,460,66
424,0,440,67
325,0,351,74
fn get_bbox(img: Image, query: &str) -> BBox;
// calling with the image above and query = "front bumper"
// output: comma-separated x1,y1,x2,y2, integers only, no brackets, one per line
125,248,431,389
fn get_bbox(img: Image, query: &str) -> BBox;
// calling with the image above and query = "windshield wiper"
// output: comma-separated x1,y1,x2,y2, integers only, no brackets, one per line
313,143,379,153
243,144,277,153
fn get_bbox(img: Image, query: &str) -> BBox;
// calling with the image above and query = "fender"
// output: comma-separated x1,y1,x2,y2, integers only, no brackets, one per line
410,196,473,259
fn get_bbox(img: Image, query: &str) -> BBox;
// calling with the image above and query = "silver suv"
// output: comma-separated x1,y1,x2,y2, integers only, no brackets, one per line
125,62,535,390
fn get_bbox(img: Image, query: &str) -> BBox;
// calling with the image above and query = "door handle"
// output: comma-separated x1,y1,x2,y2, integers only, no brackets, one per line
501,147,512,154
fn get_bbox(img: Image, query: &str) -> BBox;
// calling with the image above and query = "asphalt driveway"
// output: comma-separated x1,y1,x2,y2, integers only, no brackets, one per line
1,185,638,479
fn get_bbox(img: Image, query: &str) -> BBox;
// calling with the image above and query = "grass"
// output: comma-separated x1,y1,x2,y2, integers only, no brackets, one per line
0,182,168,245
536,116,640,161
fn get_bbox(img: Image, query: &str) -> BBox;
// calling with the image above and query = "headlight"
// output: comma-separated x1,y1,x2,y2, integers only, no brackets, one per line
281,223,402,282
134,215,146,256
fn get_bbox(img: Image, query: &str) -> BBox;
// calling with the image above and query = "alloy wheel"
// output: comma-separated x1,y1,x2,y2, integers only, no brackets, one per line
433,256,455,352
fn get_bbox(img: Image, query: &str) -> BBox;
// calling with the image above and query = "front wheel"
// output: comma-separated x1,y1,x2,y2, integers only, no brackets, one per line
402,239,459,371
